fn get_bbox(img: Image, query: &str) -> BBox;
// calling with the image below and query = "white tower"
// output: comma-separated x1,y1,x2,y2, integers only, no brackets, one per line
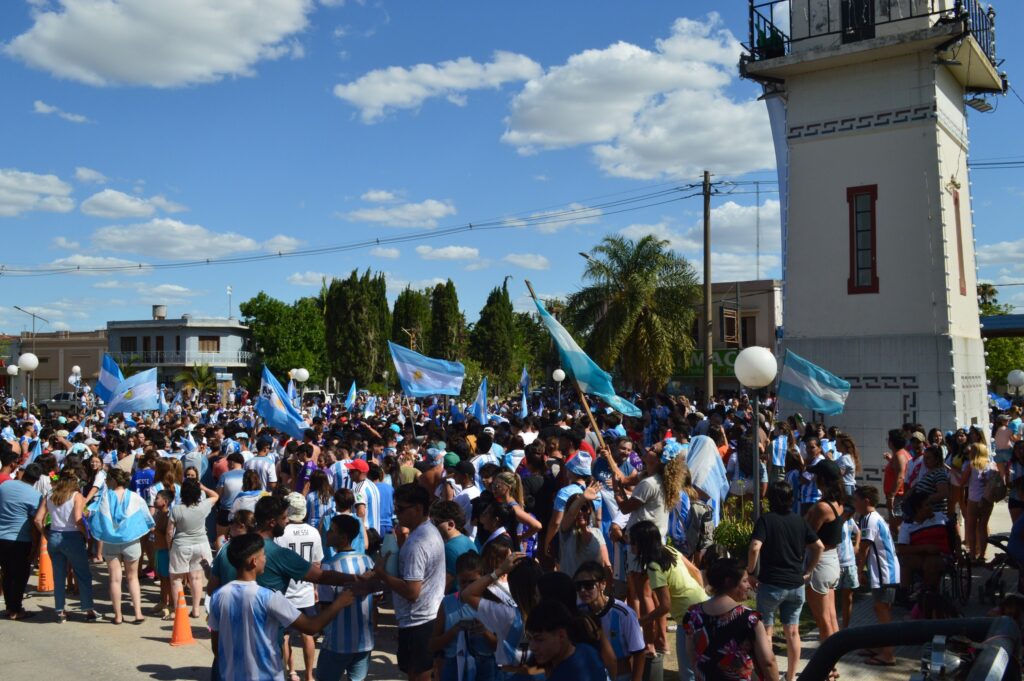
741,0,1006,475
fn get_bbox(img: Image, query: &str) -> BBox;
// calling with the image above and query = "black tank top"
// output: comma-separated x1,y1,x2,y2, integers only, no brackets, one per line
816,503,843,548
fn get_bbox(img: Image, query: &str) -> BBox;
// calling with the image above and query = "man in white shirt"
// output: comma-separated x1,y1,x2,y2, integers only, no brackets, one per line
274,493,324,681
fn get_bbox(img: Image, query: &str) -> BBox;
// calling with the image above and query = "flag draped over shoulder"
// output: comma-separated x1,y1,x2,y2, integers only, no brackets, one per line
87,488,154,545
95,353,125,403
686,435,730,524
469,377,488,423
777,350,851,416
255,366,309,440
533,297,641,417
105,368,160,415
388,341,465,397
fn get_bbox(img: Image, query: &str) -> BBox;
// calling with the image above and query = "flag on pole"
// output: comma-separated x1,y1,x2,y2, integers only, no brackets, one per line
105,368,160,415
344,381,356,410
255,366,309,440
171,390,182,409
777,350,851,416
532,297,641,417
388,341,465,397
364,396,377,417
287,378,298,407
519,366,529,419
95,354,125,404
469,377,488,423
157,389,169,415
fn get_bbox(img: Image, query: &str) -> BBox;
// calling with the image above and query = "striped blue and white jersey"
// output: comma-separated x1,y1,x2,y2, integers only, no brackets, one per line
244,455,278,490
859,510,900,587
837,518,858,567
217,469,245,510
317,550,375,654
584,597,645,660
208,580,300,681
352,479,381,532
305,492,335,534
800,455,824,504
771,436,789,468
326,461,349,491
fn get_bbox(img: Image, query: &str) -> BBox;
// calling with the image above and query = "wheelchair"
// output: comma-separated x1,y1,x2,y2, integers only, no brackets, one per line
938,518,973,606
980,533,1022,604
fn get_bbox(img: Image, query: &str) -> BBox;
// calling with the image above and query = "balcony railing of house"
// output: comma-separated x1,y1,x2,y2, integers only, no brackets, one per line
746,0,997,65
109,351,253,366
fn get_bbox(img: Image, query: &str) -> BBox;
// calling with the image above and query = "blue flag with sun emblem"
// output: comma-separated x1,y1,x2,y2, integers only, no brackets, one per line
104,368,160,416
255,366,308,440
387,341,465,397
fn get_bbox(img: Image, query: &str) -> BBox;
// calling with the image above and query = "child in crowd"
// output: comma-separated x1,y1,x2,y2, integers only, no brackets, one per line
151,488,174,619
854,485,900,666
430,551,499,681
836,504,860,630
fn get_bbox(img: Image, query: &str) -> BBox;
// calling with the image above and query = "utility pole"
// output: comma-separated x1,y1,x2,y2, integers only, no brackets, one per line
755,181,761,280
703,170,714,404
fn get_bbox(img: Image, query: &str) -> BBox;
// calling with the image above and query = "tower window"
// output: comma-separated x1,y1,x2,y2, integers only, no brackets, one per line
847,185,878,294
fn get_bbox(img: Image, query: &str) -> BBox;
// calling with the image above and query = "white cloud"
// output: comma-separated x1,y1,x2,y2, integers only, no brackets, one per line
977,239,1024,266
263,234,303,253
93,280,122,289
0,168,74,216
704,252,782,281
287,271,328,286
33,99,89,123
74,166,107,183
334,50,542,122
92,218,260,258
89,279,199,303
415,245,479,260
530,202,603,234
369,246,400,258
49,253,150,275
80,189,187,218
5,0,314,88
384,272,446,297
503,253,550,270
52,235,81,250
361,189,399,203
465,259,492,271
620,220,695,251
502,14,774,179
345,198,456,228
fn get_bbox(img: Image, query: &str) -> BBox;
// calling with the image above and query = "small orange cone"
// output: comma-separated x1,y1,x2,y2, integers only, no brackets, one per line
169,590,195,646
37,536,54,593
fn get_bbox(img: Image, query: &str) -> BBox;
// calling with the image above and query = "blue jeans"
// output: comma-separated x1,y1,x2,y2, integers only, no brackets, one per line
316,650,370,681
677,621,693,681
756,582,806,626
48,531,94,612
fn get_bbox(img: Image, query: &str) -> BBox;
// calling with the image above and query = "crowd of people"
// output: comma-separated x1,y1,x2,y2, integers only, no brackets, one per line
0,388,1022,681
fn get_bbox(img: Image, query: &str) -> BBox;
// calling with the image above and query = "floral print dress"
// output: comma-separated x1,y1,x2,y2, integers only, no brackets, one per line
682,604,762,681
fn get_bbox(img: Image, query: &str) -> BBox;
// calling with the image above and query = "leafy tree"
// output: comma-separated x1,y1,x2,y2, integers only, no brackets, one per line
470,280,516,389
565,235,701,392
512,310,552,386
174,364,217,392
324,269,391,386
979,285,1024,390
391,286,432,351
427,280,463,361
239,291,327,384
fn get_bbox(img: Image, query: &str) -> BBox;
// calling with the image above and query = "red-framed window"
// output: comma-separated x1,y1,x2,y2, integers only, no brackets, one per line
847,184,879,294
952,189,967,296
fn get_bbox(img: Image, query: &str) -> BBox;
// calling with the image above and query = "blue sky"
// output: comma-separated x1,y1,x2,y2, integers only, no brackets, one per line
0,0,1021,334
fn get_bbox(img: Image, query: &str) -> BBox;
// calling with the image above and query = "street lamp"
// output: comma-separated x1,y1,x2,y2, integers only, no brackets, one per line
734,346,778,522
1008,369,1024,401
293,368,309,407
70,365,82,416
18,352,39,410
552,368,566,412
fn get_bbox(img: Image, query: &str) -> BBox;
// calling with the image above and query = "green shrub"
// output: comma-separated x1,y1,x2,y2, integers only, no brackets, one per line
714,517,753,560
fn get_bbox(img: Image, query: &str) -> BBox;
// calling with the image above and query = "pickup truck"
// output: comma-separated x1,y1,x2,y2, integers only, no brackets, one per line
37,392,79,415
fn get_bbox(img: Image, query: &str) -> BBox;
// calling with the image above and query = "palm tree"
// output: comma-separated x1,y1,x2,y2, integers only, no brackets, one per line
566,235,701,393
174,364,218,392
978,282,998,307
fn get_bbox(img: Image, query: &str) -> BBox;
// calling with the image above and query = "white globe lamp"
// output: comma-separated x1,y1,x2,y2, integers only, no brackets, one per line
17,353,39,372
552,368,566,412
734,346,778,522
6,365,17,377
1008,369,1024,399
71,365,81,375
294,368,310,383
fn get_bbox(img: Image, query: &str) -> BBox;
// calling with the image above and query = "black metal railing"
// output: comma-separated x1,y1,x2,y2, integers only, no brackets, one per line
747,0,997,65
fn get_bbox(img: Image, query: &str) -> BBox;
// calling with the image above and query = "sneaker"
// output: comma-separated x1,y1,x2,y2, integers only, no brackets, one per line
84,610,98,622
56,611,66,624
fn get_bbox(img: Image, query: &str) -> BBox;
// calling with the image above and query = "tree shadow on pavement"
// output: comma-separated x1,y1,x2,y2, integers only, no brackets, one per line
137,663,211,680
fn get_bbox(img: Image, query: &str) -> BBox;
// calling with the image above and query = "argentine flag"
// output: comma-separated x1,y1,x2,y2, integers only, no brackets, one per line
364,396,377,417
388,341,465,397
88,488,154,545
287,378,299,408
255,366,309,440
469,377,488,423
105,368,160,415
95,354,125,404
344,381,356,410
520,366,529,419
533,296,641,417
777,350,851,416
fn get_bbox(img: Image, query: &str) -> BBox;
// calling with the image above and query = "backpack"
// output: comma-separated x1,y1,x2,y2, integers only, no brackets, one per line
983,470,1007,504
685,500,715,556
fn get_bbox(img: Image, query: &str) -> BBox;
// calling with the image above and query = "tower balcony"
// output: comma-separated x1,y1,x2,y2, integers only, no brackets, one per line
742,0,1005,93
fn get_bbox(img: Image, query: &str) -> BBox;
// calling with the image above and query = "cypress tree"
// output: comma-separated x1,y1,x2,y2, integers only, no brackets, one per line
470,281,516,388
427,280,462,361
391,286,432,351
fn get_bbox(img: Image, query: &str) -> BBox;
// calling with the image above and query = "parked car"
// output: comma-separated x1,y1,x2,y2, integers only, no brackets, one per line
37,392,78,414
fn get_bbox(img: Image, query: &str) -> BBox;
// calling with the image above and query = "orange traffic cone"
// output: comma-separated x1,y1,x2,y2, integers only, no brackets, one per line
37,536,54,593
169,590,195,646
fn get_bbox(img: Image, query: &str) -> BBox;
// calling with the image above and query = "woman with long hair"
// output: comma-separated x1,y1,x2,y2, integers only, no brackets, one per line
33,470,97,622
629,519,707,681
964,443,996,562
168,478,218,619
804,460,845,645
230,469,267,517
557,485,611,579
492,470,542,550
833,434,861,499
148,458,181,509
947,428,970,524
305,469,335,533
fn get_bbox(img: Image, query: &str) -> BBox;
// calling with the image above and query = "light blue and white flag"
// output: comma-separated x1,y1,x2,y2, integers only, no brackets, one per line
777,350,851,416
686,435,730,525
387,341,465,397
364,396,377,417
105,368,160,415
255,366,309,440
287,378,299,408
171,390,182,409
69,419,86,438
95,354,125,404
157,389,169,415
88,488,154,545
469,377,488,423
533,297,641,417
519,366,529,419
344,381,356,410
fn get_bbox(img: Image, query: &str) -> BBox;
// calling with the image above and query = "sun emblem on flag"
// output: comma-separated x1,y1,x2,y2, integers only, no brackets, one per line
413,370,424,380
123,389,134,400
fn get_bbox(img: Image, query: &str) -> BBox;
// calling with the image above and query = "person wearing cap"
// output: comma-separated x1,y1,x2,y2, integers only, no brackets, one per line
343,458,381,534
804,458,845,644
274,491,324,681
544,451,602,564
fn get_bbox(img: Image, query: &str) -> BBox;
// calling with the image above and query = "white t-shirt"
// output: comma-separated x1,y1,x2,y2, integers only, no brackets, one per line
453,485,481,539
625,474,668,538
476,582,529,667
274,523,324,608
394,520,445,628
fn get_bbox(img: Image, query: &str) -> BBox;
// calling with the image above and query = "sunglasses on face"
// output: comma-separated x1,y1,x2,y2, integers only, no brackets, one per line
574,580,599,592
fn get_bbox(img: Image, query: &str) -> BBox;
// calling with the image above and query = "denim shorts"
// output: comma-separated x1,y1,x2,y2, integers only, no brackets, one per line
995,448,1013,464
837,565,859,590
873,586,897,605
756,582,806,626
316,650,370,681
